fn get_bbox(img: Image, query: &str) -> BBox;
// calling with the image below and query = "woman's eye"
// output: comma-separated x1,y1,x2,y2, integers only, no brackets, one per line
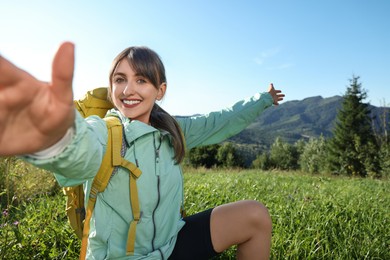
137,79,146,84
114,77,125,84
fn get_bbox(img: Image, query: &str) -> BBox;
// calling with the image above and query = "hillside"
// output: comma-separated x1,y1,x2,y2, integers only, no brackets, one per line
229,95,389,149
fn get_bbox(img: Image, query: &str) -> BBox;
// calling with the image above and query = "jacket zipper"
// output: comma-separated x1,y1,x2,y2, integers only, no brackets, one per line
152,176,164,259
151,132,164,259
151,175,160,250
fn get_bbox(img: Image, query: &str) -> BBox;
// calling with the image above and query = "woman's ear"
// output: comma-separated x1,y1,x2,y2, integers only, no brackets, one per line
156,82,167,101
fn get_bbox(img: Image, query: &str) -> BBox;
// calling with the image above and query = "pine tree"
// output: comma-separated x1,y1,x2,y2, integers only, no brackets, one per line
328,76,379,177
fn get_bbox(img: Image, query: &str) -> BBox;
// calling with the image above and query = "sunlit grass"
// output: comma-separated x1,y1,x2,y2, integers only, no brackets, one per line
184,169,389,259
1,161,389,259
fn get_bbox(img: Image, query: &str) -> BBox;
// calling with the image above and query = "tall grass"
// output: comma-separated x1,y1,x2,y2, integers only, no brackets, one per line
1,158,72,259
1,162,389,259
0,157,58,207
0,193,80,259
185,168,389,259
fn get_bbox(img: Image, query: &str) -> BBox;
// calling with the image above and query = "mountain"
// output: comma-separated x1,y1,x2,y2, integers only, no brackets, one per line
229,95,389,148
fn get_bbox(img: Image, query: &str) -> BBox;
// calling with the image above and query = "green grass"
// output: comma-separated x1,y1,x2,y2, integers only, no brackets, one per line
1,164,389,259
185,168,389,259
0,194,80,259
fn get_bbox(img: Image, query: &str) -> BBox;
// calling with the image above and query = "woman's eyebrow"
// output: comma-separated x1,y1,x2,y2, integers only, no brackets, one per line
112,72,126,77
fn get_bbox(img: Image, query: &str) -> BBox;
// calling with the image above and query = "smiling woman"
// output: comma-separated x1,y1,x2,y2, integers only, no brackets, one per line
109,47,167,124
0,42,284,259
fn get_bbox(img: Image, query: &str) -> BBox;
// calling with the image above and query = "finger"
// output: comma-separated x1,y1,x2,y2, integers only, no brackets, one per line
51,42,75,102
275,94,285,105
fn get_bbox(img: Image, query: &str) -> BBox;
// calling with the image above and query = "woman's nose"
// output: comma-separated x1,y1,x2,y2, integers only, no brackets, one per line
123,83,135,96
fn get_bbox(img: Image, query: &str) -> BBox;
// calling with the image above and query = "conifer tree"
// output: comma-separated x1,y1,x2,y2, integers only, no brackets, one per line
328,76,379,177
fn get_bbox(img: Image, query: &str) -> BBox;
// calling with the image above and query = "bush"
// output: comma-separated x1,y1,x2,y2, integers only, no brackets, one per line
188,144,220,168
299,136,328,174
188,143,244,168
216,143,244,168
379,143,390,178
269,137,299,170
252,152,271,170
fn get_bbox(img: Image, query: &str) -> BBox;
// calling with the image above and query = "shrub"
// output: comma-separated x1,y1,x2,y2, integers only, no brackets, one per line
299,136,328,174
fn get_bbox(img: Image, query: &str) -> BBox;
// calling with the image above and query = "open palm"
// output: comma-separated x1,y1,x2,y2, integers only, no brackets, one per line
268,83,285,105
0,42,75,156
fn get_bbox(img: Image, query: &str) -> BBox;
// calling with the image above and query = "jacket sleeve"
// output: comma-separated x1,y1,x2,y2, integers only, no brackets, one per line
22,111,108,187
176,92,274,150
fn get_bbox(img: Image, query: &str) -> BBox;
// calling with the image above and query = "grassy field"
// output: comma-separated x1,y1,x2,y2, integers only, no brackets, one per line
185,169,389,259
1,164,389,259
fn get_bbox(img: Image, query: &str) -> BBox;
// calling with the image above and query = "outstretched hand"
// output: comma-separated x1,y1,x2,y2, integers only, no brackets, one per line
0,42,75,156
267,83,285,105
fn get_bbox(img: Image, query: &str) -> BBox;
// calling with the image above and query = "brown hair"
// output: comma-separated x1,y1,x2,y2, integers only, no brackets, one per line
108,46,185,163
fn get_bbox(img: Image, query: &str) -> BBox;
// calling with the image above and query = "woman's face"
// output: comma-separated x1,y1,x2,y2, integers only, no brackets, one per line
111,59,166,124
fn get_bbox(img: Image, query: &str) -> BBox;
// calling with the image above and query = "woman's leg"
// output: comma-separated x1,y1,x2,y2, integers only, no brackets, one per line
210,200,272,260
169,209,218,260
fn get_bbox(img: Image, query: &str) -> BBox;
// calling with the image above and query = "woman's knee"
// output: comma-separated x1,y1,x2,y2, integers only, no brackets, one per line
209,200,272,253
244,200,272,233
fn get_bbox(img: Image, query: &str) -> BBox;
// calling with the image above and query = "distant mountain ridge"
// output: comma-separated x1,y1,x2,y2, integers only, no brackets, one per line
229,95,389,147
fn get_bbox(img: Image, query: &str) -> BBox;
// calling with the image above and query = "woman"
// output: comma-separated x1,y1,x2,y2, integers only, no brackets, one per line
0,42,284,259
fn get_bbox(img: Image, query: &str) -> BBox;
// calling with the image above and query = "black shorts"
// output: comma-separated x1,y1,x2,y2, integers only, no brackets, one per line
169,208,219,260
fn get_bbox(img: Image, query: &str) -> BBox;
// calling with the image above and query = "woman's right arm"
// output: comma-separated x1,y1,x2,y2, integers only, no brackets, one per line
23,113,108,187
0,42,75,156
0,42,108,186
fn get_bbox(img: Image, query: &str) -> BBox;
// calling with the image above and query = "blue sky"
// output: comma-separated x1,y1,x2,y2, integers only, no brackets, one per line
1,0,389,115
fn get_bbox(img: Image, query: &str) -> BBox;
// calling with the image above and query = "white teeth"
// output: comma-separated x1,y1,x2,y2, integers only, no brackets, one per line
123,100,141,105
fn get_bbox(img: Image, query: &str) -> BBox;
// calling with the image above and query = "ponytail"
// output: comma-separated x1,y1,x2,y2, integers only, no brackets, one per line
150,104,185,164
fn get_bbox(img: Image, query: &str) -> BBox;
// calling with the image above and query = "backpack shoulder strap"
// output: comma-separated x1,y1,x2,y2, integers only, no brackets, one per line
92,117,123,192
106,118,142,255
80,116,143,258
79,116,122,259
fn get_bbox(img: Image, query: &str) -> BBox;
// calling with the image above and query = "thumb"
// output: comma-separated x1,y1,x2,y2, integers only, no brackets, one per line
51,42,75,102
268,83,275,92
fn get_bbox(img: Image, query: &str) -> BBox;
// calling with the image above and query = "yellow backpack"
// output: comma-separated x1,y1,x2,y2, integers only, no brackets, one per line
63,88,142,259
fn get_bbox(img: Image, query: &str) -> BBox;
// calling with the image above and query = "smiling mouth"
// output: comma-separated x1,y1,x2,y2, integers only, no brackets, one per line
123,99,141,106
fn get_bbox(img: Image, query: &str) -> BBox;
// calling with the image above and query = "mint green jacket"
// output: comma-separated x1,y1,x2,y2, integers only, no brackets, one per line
25,92,273,259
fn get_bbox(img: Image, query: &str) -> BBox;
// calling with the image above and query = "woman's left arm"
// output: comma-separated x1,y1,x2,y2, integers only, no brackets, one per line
176,84,284,149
